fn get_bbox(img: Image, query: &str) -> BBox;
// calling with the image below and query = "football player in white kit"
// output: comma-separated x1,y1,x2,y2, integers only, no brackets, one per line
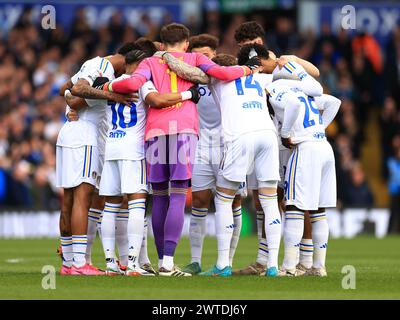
97,48,201,276
184,53,280,277
200,49,324,277
233,22,321,276
266,78,340,277
233,42,319,275
57,45,135,275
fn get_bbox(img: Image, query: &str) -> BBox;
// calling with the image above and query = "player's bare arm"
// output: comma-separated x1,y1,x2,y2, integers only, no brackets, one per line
65,90,88,111
154,51,210,84
278,55,320,78
71,79,136,105
145,85,200,108
59,79,73,96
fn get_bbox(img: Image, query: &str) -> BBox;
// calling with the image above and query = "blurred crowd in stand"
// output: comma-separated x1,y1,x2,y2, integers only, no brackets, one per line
0,7,399,233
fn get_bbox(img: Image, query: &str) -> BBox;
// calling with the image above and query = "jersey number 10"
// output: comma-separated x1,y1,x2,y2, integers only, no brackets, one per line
110,102,137,129
298,96,322,128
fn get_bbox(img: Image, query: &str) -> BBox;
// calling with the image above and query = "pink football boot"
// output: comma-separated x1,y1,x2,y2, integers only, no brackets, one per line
70,264,105,276
60,265,71,276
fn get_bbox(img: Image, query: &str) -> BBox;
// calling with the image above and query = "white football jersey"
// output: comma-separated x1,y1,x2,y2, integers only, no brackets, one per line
210,73,275,141
104,77,157,161
57,57,115,151
269,84,326,144
197,84,223,147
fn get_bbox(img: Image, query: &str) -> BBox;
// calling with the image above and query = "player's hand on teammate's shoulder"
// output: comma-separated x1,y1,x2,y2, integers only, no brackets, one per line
281,137,295,149
245,57,263,74
245,57,261,69
66,109,79,122
277,55,296,69
188,85,201,104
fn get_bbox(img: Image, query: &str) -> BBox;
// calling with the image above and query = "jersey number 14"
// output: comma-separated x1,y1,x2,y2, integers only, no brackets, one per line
234,75,263,97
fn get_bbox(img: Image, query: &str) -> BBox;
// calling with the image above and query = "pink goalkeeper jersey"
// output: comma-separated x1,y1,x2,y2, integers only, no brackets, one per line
109,52,248,140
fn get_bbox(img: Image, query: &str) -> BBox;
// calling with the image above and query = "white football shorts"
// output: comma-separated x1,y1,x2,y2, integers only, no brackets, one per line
285,140,336,210
220,130,279,189
56,145,99,189
99,159,148,196
192,145,246,196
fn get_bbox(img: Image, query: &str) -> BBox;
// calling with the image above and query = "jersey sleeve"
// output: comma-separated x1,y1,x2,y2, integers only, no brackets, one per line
110,59,150,94
71,72,79,85
139,80,158,100
271,63,323,97
77,59,103,87
195,53,248,81
275,89,302,138
313,94,341,128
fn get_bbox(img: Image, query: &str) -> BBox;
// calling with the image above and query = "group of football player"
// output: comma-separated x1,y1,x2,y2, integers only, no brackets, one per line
56,20,340,277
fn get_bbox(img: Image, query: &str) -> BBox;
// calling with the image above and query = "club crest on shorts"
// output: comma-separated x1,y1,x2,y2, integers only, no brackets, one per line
92,171,97,180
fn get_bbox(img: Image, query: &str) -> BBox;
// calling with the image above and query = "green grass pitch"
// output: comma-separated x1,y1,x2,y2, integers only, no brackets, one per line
0,236,399,299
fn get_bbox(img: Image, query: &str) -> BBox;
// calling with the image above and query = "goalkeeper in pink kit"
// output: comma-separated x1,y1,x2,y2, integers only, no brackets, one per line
103,23,255,276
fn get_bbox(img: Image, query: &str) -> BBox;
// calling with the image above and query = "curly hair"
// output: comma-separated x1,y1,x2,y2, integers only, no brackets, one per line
234,21,265,44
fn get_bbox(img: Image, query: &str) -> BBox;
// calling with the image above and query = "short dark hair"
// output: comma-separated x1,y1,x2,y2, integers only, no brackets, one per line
117,42,139,55
160,23,190,45
125,50,148,65
237,43,269,66
234,21,265,44
135,37,157,56
189,34,219,51
212,54,237,67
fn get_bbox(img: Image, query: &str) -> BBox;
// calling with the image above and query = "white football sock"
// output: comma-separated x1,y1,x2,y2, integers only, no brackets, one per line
101,202,121,261
256,239,269,266
162,255,174,271
72,235,87,268
229,206,242,266
259,192,281,269
300,238,313,268
256,210,268,266
310,212,329,268
139,217,151,266
86,208,102,264
256,210,264,239
116,208,129,266
214,191,235,270
60,236,73,268
282,211,304,271
97,212,103,238
189,207,208,265
127,199,146,269
158,259,163,270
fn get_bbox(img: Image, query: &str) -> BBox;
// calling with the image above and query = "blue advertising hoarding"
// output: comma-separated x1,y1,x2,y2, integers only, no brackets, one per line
319,1,400,44
0,1,181,32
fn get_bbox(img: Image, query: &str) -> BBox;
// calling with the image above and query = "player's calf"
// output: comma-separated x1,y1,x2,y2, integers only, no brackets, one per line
310,208,329,271
282,205,305,274
258,181,281,275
